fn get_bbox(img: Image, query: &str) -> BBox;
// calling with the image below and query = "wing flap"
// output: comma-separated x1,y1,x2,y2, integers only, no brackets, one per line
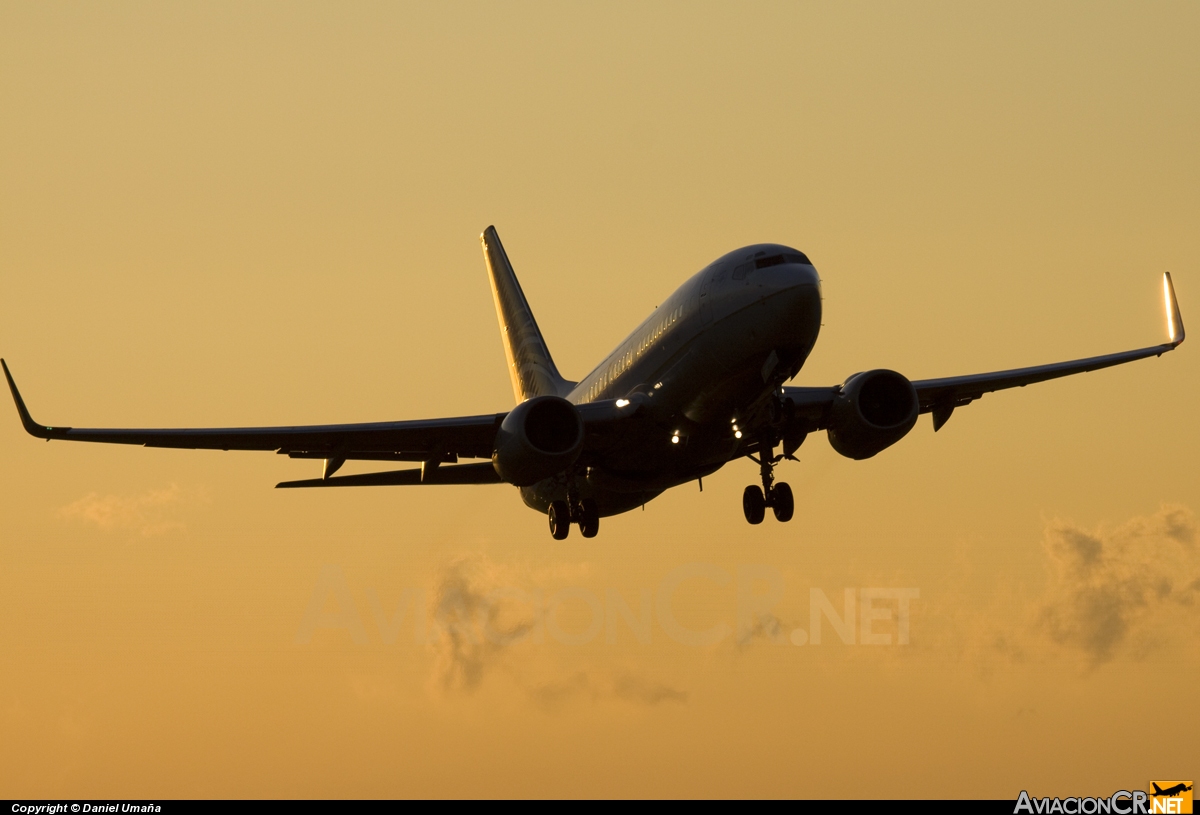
276,462,501,489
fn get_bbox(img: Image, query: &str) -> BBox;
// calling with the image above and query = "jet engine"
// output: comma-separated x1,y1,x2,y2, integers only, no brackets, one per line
492,395,585,486
826,369,919,460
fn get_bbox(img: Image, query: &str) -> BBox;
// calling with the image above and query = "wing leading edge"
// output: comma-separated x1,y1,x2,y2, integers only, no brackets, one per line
2,360,639,485
2,358,503,464
785,272,1185,431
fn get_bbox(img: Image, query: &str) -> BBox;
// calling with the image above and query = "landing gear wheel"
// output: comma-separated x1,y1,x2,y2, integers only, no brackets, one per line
578,498,600,538
742,485,766,525
548,500,571,540
771,482,794,522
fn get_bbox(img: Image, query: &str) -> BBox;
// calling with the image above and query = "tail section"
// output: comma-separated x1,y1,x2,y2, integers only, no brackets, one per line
481,226,575,402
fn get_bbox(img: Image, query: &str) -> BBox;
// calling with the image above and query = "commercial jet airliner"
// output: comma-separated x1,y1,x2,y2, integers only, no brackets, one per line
3,227,1186,538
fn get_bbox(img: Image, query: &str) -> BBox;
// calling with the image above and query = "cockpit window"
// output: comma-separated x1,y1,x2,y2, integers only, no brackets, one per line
754,252,812,270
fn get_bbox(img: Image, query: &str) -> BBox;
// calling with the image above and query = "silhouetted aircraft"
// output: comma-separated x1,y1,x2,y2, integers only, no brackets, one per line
3,227,1187,538
1152,783,1193,797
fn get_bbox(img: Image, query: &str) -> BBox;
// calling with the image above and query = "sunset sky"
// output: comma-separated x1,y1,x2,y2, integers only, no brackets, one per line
1,1,1197,798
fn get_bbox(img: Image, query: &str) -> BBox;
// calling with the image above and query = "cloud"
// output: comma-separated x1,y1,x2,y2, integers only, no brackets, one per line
945,505,1200,673
60,483,207,537
526,672,688,709
610,674,688,705
736,612,789,648
427,554,539,693
1033,504,1200,665
425,552,688,707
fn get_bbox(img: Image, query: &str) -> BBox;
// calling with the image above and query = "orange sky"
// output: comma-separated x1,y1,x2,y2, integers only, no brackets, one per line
1,1,1197,798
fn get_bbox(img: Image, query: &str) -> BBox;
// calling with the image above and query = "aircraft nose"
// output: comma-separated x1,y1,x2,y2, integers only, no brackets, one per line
792,260,819,285
764,267,822,349
767,261,820,293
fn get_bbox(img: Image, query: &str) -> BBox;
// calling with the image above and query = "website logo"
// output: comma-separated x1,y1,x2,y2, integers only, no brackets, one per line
1150,782,1193,815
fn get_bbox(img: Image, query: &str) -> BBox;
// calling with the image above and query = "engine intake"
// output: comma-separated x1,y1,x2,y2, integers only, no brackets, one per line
492,395,585,486
827,369,919,460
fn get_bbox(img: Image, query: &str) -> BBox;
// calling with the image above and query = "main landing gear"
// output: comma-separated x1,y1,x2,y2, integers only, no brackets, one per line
743,445,794,524
548,497,599,540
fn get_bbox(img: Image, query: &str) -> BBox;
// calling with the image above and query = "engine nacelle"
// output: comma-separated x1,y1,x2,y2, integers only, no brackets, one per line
826,369,919,460
492,395,585,486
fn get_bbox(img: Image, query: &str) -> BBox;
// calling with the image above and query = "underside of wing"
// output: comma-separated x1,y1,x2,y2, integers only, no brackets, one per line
2,359,650,486
783,272,1185,433
2,359,503,464
913,272,1184,429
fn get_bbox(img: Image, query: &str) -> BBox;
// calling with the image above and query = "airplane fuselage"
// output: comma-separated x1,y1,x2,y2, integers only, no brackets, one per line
521,244,822,516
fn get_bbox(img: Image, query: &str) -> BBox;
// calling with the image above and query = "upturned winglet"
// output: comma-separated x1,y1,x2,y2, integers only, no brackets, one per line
1165,272,1185,347
1,359,58,439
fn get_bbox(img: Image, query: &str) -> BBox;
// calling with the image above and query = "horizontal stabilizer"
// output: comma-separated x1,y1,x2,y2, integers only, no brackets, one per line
276,461,500,489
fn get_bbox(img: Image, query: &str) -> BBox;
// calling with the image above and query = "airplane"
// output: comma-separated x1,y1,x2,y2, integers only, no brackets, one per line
2,226,1187,539
1152,784,1193,798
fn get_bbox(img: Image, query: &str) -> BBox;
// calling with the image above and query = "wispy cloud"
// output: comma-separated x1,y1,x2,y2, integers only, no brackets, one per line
959,504,1200,670
60,483,207,536
427,554,539,693
425,552,687,707
736,612,789,648
1034,504,1199,665
526,672,688,709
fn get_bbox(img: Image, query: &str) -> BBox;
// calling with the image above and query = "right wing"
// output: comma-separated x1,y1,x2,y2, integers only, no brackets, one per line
784,272,1185,432
911,272,1184,430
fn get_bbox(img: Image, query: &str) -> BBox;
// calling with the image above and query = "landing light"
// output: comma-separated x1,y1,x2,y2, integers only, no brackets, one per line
615,398,630,408
734,430,742,439
671,433,680,445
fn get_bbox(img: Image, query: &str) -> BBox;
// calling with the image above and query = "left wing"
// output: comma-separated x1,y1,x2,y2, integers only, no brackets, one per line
3,360,632,483
785,272,1185,431
2,359,503,477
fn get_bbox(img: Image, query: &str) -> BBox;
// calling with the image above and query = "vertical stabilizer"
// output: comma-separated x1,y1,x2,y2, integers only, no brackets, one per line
481,226,574,403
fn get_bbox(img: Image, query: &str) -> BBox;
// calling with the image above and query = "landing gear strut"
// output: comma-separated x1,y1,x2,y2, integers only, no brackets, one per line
743,443,794,524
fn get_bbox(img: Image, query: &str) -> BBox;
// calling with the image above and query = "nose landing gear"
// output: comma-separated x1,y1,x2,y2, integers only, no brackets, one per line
743,444,794,524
